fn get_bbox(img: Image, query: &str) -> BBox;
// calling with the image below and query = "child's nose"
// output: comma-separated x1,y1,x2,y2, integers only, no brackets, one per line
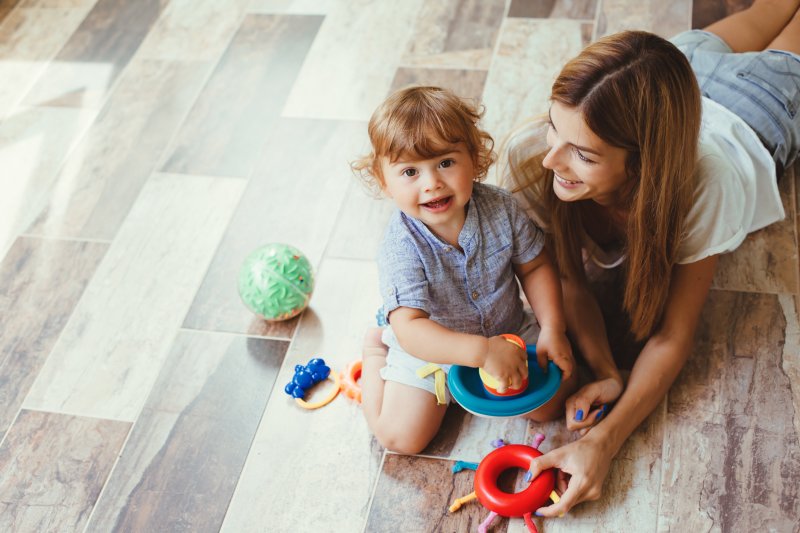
423,171,443,192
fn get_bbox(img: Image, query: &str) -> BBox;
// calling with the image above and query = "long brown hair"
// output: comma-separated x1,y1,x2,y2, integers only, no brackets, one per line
502,31,701,340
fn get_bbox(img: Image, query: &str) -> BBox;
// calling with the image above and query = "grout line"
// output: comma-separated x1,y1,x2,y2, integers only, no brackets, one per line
177,326,292,342
395,63,490,72
0,407,23,452
217,299,307,529
80,411,138,533
361,446,388,533
18,233,112,244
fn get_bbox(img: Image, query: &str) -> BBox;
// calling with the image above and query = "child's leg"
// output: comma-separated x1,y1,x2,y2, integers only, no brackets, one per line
768,6,800,53
360,328,448,454
703,0,800,52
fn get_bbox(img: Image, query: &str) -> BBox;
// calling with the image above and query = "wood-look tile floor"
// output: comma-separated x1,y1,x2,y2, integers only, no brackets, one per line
0,0,797,531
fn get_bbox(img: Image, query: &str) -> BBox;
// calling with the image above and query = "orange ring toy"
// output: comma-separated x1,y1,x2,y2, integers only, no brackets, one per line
340,359,362,403
475,444,555,517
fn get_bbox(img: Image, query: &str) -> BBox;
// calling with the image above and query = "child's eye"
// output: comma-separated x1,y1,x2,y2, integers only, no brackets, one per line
402,168,417,177
439,159,455,168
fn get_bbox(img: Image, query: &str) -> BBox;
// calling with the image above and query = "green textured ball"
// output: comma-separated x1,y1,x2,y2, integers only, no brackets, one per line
238,243,314,321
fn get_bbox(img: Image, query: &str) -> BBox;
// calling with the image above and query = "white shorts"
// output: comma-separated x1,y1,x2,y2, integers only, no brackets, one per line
379,312,539,404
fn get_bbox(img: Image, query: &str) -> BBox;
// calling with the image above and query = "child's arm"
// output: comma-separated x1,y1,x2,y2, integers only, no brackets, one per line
389,306,529,392
515,248,575,379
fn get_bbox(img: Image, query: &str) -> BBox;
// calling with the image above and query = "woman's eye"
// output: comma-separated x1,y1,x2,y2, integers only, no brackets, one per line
440,159,454,168
573,147,594,164
402,168,417,177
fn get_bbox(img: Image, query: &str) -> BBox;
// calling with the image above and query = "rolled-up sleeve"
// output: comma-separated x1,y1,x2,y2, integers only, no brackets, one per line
377,234,431,321
507,193,545,264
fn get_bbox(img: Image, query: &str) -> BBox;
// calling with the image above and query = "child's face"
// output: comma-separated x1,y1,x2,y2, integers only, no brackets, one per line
542,102,630,207
380,142,475,240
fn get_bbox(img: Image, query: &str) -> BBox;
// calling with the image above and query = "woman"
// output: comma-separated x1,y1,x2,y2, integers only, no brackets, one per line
503,1,799,517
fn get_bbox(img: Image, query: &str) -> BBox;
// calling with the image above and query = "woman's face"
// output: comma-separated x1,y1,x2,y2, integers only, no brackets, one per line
542,102,631,207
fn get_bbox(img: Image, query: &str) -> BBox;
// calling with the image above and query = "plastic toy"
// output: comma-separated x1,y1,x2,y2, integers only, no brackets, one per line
238,243,314,321
448,342,562,418
449,433,558,533
340,359,362,403
478,334,528,396
284,358,340,409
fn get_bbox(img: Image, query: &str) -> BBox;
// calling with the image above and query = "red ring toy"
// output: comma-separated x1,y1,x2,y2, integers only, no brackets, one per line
340,359,362,403
474,444,555,517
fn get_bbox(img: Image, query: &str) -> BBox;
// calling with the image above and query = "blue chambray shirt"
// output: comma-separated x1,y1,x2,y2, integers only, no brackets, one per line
377,182,546,336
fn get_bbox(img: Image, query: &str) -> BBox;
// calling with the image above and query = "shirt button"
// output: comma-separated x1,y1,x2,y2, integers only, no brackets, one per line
472,291,479,300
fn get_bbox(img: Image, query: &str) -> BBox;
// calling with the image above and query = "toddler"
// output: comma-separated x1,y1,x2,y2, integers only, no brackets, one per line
352,86,576,454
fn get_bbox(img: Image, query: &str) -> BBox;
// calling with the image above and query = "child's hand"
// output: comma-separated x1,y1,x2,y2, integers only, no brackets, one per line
535,326,574,380
481,336,528,393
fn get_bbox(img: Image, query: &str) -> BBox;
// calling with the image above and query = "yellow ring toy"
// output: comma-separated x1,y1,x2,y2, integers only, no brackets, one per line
295,371,341,409
340,359,362,403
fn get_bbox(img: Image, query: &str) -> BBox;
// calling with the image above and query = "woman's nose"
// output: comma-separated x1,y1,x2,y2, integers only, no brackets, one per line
542,144,563,171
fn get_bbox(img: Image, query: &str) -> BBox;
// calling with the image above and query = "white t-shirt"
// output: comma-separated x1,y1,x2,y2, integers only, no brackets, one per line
507,99,785,268
676,97,784,264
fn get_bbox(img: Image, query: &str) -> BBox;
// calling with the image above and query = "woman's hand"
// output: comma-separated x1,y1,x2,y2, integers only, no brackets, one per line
565,376,623,433
535,325,575,380
527,431,615,517
481,336,529,392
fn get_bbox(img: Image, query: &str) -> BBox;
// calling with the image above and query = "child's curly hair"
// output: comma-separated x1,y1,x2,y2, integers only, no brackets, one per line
351,86,496,195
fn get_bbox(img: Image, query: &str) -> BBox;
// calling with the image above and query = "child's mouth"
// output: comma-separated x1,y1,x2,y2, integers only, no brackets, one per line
422,196,452,211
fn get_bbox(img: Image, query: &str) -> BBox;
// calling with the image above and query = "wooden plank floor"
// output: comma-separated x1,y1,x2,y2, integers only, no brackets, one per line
0,0,798,531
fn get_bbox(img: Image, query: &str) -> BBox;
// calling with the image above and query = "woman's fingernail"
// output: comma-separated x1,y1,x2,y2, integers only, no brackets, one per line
523,471,533,483
575,409,584,421
534,512,543,517
596,409,604,421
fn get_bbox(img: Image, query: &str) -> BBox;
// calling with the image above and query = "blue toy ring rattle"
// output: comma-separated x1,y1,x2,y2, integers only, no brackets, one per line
448,339,561,418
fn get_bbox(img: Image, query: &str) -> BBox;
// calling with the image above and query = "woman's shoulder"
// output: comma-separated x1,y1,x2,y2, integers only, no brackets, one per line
677,151,748,264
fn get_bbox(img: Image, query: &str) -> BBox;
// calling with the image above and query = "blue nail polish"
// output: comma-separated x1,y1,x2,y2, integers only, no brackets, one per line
534,512,543,517
523,471,533,483
575,409,584,421
596,409,604,421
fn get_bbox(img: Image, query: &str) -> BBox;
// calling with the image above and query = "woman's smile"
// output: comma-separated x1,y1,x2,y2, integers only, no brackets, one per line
554,173,583,187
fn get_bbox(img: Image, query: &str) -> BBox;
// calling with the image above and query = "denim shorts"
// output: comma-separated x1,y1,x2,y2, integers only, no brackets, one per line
671,29,800,175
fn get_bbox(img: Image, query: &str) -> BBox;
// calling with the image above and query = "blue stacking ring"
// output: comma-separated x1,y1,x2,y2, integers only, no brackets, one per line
448,345,562,418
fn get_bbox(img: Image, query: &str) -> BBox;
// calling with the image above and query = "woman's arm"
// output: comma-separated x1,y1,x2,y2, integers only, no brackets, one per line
529,254,718,516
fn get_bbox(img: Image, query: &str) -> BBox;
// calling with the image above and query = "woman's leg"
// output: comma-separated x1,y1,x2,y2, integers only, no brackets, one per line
768,6,800,53
704,0,800,52
360,328,448,454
